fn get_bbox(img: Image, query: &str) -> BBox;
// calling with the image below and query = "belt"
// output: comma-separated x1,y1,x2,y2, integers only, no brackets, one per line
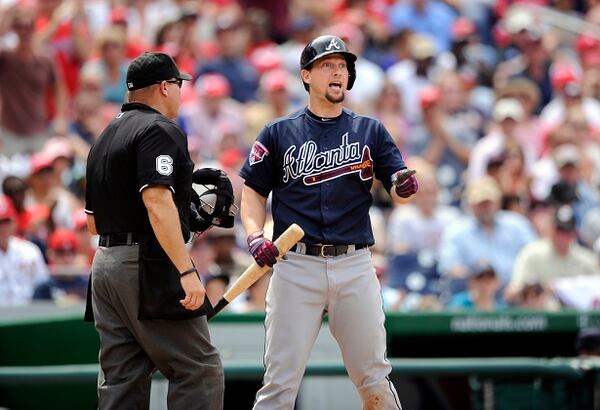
291,242,368,257
98,232,140,247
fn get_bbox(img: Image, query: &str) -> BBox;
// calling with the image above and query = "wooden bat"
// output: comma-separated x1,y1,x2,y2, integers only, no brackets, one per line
207,223,305,320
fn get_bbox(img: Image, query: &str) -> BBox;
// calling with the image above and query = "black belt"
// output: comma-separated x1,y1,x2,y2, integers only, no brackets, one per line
291,243,368,257
99,232,140,247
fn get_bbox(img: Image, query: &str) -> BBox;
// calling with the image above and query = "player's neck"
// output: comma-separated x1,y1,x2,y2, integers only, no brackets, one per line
307,99,343,119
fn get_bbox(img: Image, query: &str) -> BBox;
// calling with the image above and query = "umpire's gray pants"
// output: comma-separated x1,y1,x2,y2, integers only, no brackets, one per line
91,245,224,410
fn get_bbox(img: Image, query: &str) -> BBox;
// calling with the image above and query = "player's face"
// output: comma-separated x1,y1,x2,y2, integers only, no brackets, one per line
306,55,349,103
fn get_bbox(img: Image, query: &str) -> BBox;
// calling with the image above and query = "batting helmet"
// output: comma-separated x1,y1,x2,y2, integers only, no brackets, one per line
300,35,357,91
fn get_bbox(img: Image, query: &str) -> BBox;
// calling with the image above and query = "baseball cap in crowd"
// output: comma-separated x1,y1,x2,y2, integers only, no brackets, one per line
550,64,581,90
409,34,437,60
214,15,241,33
0,195,16,221
452,17,476,40
48,229,80,252
195,74,230,98
465,176,502,205
419,86,441,110
492,98,525,122
554,204,576,231
553,144,580,168
126,52,192,91
30,152,54,175
467,261,496,280
260,69,288,92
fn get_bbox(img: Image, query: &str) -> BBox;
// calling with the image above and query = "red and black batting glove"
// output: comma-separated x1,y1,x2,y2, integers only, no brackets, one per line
247,230,279,268
392,169,418,198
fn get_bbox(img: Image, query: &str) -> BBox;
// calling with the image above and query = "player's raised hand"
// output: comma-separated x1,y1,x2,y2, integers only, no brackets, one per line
247,230,279,267
392,169,418,198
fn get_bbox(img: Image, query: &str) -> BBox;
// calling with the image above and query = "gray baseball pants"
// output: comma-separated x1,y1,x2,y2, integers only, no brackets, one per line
253,247,402,410
92,245,224,410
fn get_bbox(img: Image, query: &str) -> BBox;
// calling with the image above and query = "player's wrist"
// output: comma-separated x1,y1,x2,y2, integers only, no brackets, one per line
247,230,265,247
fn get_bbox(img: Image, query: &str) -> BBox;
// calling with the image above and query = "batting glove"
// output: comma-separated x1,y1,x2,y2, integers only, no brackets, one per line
247,230,279,268
392,169,418,198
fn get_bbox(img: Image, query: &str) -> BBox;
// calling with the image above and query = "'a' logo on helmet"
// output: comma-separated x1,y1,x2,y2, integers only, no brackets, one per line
325,38,341,51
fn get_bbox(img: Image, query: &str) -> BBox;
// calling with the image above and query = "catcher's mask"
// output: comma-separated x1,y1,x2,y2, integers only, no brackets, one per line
191,168,237,229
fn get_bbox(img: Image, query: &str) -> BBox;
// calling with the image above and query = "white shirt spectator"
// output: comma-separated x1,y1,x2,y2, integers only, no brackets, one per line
540,97,600,130
0,237,49,305
347,58,385,111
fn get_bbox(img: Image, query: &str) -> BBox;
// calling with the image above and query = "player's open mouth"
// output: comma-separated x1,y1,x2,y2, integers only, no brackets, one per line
329,81,342,89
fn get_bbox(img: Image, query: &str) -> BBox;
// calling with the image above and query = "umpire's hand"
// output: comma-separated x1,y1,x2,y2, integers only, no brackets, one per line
179,270,206,310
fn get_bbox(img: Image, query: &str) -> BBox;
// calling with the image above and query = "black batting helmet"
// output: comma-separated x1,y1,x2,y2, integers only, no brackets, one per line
300,35,357,91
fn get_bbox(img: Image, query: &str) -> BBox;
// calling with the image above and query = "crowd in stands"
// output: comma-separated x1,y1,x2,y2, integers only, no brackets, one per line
1,0,600,313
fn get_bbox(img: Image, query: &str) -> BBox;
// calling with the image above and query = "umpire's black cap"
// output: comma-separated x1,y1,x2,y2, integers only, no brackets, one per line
126,52,192,91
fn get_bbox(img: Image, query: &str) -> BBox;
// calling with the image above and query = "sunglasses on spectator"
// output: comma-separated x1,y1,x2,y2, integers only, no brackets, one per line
157,79,183,88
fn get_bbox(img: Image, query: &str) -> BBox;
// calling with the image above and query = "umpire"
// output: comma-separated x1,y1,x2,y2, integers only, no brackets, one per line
84,52,223,409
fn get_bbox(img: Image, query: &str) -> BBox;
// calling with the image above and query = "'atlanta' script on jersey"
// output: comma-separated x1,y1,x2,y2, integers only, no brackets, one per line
282,133,373,185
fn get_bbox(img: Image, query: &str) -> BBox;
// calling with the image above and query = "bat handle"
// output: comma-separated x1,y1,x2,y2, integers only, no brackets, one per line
207,298,229,321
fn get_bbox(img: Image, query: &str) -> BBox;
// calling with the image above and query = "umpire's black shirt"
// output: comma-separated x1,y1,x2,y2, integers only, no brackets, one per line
85,103,194,242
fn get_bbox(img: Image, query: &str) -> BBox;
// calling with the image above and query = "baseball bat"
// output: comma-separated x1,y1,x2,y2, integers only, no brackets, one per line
207,223,305,320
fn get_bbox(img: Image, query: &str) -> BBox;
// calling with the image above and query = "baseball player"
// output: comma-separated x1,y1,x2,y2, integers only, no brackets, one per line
84,52,223,409
239,35,418,410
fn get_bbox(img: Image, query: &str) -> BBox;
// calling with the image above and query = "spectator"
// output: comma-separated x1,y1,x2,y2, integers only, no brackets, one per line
330,22,385,113
505,204,598,302
33,228,89,304
387,158,460,257
387,33,440,122
244,69,296,149
179,73,245,162
514,281,560,311
72,208,95,266
388,0,457,52
540,64,600,130
25,152,79,230
495,77,546,158
372,80,410,153
548,144,600,228
410,72,483,204
2,175,29,236
0,195,48,306
205,226,251,280
0,6,67,156
80,26,130,104
448,262,507,311
438,176,537,289
468,98,535,181
196,15,259,103
495,8,553,111
35,0,91,99
205,273,230,307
